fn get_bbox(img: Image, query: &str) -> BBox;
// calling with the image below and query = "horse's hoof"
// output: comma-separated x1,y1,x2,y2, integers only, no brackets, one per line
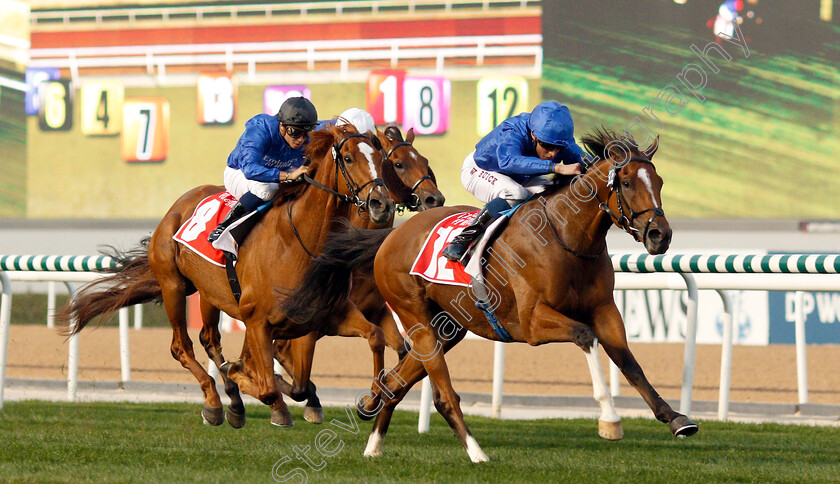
270,408,294,428
304,406,324,424
201,405,224,426
356,406,375,421
598,420,624,441
225,407,246,429
670,415,699,438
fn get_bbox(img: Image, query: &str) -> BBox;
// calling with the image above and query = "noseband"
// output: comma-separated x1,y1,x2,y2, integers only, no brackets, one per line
383,140,434,214
302,132,387,218
598,157,665,243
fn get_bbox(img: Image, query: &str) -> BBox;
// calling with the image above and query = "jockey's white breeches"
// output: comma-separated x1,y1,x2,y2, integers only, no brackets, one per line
223,166,279,201
460,151,552,205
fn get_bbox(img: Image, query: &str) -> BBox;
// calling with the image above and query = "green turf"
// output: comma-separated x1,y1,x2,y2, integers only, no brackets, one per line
0,401,838,483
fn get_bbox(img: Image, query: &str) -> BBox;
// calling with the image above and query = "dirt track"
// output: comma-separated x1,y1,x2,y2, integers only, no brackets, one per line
6,325,840,405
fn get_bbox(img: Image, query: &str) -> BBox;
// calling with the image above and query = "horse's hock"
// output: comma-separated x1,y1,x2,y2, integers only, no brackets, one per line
6,324,840,406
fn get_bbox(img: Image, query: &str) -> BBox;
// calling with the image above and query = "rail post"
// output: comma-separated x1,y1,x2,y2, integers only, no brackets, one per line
0,271,12,410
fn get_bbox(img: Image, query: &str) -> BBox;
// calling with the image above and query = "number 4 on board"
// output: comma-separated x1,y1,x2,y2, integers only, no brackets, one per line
81,82,124,135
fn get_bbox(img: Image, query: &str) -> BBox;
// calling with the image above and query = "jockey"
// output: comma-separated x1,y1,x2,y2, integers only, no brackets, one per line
442,101,584,262
208,96,318,243
334,107,376,135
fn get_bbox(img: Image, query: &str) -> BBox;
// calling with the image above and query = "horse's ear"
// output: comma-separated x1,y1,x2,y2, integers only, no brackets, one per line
384,125,403,142
643,135,659,159
405,128,415,144
369,132,382,151
328,122,342,139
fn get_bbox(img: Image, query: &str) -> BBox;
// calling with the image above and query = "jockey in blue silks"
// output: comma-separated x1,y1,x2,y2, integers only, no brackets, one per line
208,96,318,243
442,101,585,263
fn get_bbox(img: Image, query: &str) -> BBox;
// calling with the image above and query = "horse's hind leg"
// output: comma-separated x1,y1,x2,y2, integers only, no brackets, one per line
582,339,623,440
374,307,410,360
198,299,246,429
593,304,698,438
361,342,429,458
160,283,223,425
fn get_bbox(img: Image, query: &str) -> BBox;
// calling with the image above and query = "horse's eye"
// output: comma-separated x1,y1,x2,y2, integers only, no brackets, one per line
394,163,404,170
344,155,353,164
622,180,631,189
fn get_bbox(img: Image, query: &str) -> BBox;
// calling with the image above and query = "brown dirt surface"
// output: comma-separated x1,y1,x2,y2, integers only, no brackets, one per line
6,324,840,405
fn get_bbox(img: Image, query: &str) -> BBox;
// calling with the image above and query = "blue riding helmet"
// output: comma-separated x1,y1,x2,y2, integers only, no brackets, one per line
528,101,576,146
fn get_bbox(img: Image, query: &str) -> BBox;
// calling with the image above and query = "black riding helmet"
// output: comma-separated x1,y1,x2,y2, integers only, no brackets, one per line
276,97,318,131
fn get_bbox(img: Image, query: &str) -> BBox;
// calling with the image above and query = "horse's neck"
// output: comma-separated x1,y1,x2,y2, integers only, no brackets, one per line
530,161,614,255
284,160,344,250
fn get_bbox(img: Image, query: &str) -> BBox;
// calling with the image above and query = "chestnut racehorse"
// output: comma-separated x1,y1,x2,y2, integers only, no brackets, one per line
282,129,698,461
271,125,445,425
59,123,394,426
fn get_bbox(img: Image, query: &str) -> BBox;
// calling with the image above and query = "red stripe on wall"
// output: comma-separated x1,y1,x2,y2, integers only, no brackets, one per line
32,17,540,48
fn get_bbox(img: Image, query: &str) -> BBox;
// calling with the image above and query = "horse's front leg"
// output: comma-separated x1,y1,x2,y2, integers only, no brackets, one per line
592,303,699,438
527,303,621,440
198,299,247,429
228,319,280,405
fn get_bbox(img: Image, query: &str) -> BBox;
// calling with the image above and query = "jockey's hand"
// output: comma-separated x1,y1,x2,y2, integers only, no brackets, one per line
281,165,310,182
553,162,582,176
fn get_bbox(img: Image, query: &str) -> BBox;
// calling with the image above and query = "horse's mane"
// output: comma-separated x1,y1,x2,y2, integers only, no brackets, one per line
537,127,639,199
271,125,360,206
579,127,639,161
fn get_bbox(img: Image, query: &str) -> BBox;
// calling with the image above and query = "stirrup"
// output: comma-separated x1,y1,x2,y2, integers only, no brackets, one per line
207,226,226,243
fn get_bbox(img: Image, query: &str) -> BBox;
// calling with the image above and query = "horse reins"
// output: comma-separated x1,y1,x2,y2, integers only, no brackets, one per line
301,132,387,216
383,140,434,214
291,132,387,258
598,157,665,243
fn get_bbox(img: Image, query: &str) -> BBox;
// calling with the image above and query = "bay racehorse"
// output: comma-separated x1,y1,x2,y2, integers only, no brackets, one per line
281,129,698,461
58,123,394,427
271,125,445,424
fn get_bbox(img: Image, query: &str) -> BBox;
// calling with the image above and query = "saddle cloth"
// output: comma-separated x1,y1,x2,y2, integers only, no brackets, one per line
172,191,251,267
409,210,509,287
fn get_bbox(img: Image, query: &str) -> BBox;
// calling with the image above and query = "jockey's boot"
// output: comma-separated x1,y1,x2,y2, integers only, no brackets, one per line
441,207,497,263
207,202,248,243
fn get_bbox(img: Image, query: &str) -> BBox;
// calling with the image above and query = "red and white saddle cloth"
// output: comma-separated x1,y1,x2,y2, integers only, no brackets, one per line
172,192,239,267
409,210,509,287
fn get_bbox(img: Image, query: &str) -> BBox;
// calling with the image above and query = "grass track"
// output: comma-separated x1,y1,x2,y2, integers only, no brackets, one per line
1,401,839,483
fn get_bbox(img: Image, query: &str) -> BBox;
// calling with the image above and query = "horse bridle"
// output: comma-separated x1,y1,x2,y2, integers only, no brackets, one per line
301,132,387,218
292,133,388,259
383,140,434,214
598,157,665,243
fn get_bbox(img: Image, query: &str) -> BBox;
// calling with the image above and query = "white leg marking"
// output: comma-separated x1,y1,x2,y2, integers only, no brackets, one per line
584,339,620,423
637,167,659,208
363,430,383,457
465,434,489,463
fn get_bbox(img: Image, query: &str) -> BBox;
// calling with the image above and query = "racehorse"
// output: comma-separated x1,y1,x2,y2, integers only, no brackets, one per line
271,126,445,424
58,123,394,427
281,129,698,462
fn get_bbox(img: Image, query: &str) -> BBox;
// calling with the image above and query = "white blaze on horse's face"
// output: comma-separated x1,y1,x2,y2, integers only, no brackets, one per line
637,166,659,208
358,142,379,179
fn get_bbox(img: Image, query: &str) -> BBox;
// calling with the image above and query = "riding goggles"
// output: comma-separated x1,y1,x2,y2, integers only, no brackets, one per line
286,125,313,139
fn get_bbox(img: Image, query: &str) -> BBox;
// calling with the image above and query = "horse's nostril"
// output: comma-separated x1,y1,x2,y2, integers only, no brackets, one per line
648,229,662,242
425,195,442,208
369,198,383,210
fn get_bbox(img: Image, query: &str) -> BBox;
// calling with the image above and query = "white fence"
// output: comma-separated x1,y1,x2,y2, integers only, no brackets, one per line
29,34,543,85
2,253,839,422
416,253,840,432
31,0,540,27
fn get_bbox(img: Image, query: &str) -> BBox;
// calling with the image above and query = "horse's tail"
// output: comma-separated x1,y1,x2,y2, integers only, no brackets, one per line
281,221,393,327
57,237,162,336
